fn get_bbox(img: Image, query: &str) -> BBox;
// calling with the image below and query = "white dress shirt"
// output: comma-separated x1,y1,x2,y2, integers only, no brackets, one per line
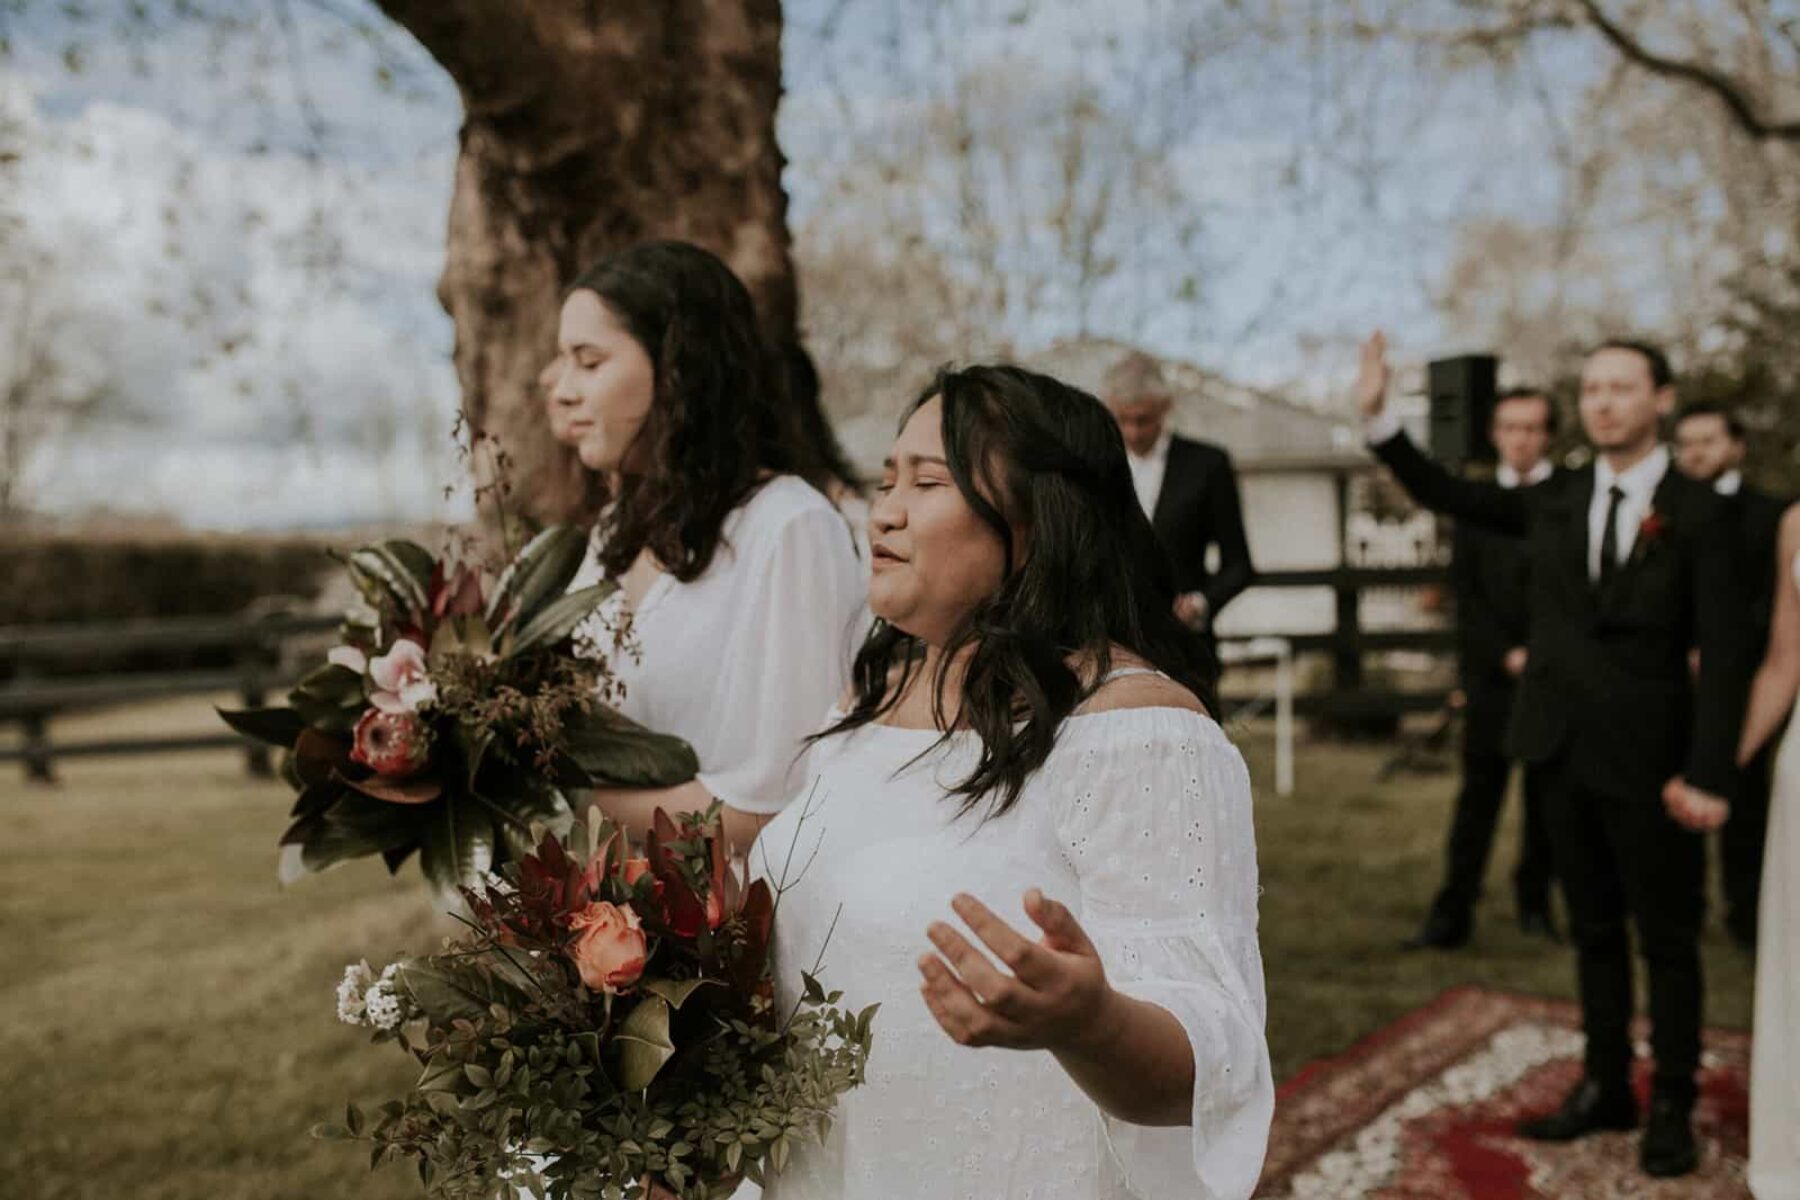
1716,469,1743,496
1127,428,1173,518
1590,445,1670,582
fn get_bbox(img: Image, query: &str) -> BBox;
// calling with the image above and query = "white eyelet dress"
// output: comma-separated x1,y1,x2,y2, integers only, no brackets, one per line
750,673,1273,1200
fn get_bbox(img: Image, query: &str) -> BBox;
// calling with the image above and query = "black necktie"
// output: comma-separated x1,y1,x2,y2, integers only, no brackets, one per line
1599,484,1625,585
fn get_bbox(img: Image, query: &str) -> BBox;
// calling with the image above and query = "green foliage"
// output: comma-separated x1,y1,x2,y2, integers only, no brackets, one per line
0,532,332,627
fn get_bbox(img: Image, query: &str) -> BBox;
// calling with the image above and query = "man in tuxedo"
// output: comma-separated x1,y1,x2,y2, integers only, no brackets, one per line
1357,333,1751,1179
1102,351,1255,636
1404,387,1559,951
1674,401,1787,948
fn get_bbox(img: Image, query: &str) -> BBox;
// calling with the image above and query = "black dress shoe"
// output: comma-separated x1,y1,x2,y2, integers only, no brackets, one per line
1640,1095,1699,1177
1400,911,1470,951
1518,908,1562,942
1517,1077,1638,1141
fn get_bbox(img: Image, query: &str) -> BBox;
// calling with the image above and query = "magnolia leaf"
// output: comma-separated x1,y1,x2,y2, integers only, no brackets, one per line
345,773,443,806
615,995,676,1090
419,793,496,895
485,525,590,631
640,977,722,1011
297,793,421,874
348,543,431,625
294,728,352,786
457,724,496,791
381,539,436,592
508,582,615,655
217,705,305,748
291,662,365,705
561,709,698,787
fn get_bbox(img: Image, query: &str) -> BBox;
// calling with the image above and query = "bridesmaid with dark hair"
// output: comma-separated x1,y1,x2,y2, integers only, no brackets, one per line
547,240,866,854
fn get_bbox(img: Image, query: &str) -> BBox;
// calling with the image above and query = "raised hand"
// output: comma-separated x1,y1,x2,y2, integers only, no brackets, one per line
917,889,1112,1052
1354,330,1391,420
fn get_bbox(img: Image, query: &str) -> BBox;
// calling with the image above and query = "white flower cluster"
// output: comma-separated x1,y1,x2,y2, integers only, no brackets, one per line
335,960,410,1031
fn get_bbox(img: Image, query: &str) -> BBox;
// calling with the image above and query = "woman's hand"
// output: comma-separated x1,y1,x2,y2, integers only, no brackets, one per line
917,889,1114,1053
1662,775,1731,832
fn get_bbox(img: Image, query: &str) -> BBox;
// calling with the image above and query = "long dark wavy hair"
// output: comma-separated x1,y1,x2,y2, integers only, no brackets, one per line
570,240,814,583
820,363,1221,819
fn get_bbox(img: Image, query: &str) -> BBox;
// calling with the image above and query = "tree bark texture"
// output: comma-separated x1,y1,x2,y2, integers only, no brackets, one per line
374,0,795,524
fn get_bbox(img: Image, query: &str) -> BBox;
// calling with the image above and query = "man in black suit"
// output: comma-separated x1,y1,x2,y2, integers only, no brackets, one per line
1102,352,1255,635
1357,333,1752,1179
1674,401,1788,949
1404,387,1560,951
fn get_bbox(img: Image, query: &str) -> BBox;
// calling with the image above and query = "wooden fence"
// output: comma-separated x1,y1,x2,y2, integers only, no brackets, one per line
0,566,1453,781
0,611,339,780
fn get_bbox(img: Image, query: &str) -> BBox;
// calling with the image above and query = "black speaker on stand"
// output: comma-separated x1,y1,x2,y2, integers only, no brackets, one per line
1428,354,1499,469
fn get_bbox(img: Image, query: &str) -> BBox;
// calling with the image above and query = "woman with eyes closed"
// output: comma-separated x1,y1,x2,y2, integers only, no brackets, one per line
546,240,866,854
750,365,1272,1200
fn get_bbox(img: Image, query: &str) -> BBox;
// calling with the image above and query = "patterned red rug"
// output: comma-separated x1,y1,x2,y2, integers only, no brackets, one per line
1257,986,1751,1199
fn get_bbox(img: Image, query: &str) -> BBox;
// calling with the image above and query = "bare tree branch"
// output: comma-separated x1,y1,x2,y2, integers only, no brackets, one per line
1576,0,1800,141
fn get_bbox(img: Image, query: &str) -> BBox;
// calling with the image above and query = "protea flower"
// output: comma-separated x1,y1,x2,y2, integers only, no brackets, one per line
350,709,431,778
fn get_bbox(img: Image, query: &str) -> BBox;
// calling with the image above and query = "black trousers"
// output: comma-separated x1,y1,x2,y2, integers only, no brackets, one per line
1543,754,1706,1101
1429,709,1556,922
1720,743,1772,938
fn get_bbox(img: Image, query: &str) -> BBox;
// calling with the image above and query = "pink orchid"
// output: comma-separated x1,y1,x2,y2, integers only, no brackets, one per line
368,639,437,713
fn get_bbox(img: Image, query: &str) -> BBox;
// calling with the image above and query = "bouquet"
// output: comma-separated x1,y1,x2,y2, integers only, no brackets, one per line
221,527,698,894
325,806,877,1199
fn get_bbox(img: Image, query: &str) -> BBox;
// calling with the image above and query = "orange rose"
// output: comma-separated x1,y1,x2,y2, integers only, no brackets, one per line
566,901,647,994
622,857,653,886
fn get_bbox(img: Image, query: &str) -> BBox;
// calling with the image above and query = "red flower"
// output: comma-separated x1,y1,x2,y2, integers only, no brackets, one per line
349,709,431,778
1639,508,1668,544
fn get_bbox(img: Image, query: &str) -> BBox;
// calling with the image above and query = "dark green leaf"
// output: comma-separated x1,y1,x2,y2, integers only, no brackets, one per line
400,961,532,1024
641,978,721,1011
419,793,496,894
561,709,698,787
290,663,365,705
297,792,422,874
615,995,675,1090
486,525,592,632
508,582,615,654
217,705,304,747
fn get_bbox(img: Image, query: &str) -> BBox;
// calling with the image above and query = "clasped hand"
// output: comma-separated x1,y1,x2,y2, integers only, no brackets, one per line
917,888,1113,1052
1662,776,1730,832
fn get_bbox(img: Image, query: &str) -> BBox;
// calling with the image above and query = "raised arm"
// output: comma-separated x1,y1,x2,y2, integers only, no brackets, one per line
1355,332,1530,537
1201,450,1256,616
1739,504,1800,764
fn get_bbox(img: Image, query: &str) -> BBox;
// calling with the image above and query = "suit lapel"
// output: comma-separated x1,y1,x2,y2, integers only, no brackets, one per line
1563,466,1599,624
1150,436,1187,535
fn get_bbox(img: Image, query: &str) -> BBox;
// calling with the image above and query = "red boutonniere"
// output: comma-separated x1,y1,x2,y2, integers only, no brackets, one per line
1632,507,1669,561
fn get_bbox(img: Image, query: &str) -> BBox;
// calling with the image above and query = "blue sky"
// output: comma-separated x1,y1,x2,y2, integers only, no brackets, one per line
2,0,1612,528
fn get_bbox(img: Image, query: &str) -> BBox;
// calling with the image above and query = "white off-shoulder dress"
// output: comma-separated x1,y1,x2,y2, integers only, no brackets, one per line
571,474,866,816
750,680,1273,1200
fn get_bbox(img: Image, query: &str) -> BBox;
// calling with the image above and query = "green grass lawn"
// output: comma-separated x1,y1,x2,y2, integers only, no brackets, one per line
0,712,1754,1199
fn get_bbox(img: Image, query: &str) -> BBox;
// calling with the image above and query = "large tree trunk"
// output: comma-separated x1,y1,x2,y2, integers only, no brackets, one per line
374,0,794,524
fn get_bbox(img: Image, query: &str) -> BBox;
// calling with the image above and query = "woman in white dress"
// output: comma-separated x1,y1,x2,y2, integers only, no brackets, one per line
544,241,866,852
1728,503,1800,1199
752,365,1272,1200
